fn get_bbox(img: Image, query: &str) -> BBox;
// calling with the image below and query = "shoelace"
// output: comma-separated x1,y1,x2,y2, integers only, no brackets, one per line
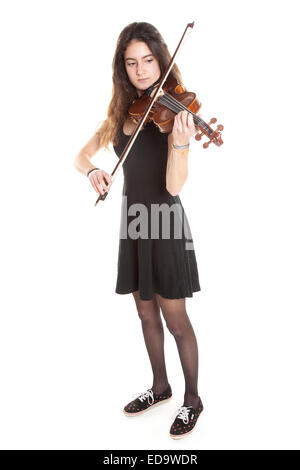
131,389,154,405
172,405,193,424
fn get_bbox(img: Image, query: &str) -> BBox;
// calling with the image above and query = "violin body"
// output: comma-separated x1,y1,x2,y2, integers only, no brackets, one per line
128,76,202,133
128,75,223,148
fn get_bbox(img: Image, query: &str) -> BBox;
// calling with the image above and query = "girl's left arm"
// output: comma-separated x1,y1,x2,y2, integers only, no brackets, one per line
166,110,200,196
166,133,189,196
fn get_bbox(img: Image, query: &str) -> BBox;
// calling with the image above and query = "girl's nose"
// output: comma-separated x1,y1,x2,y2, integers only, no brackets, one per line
136,63,145,75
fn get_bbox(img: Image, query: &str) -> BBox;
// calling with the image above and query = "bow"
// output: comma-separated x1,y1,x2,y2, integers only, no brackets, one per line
94,21,195,206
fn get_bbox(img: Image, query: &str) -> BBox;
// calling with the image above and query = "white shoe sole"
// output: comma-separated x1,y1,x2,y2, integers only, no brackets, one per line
123,396,172,416
170,426,196,439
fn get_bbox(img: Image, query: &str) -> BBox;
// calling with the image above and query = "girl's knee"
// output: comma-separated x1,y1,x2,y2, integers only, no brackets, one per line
166,316,191,338
137,306,160,322
132,291,161,322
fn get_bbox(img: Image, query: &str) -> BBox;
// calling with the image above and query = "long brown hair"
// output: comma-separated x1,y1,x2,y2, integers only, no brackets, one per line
96,22,184,150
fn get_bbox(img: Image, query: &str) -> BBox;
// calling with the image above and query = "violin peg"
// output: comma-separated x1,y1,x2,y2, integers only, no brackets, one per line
203,140,212,149
208,117,217,125
195,119,223,147
195,131,204,141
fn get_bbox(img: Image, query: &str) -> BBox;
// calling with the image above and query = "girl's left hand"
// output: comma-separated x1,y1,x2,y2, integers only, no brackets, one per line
172,110,201,147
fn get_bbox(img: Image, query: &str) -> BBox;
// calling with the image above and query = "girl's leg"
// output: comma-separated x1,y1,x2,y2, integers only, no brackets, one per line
132,291,170,394
155,294,200,409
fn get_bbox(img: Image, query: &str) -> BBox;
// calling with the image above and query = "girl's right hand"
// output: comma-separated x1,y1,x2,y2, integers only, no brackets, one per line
88,169,112,195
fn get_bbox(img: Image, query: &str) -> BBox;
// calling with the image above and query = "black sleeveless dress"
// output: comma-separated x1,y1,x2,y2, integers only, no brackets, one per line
113,119,201,301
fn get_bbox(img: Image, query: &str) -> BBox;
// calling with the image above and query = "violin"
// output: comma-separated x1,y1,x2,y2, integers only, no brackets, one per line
128,74,223,148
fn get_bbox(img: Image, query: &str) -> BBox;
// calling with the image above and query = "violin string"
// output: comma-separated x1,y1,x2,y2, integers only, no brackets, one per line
163,93,201,123
161,93,210,133
159,93,212,135
155,88,212,136
158,93,185,114
158,95,182,115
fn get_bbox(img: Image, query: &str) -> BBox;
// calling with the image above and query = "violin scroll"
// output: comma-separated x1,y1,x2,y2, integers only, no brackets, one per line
195,117,224,148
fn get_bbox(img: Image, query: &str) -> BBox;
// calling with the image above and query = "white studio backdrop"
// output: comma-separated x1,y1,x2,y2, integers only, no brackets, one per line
0,0,299,450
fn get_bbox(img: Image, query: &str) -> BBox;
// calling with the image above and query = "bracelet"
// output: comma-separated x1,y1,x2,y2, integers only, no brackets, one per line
173,148,189,155
172,143,190,150
87,167,100,177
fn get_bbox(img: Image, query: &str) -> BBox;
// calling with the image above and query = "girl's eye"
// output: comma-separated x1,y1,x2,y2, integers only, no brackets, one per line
128,59,153,67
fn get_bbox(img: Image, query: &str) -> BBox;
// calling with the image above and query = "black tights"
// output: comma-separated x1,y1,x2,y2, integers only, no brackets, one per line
132,291,200,408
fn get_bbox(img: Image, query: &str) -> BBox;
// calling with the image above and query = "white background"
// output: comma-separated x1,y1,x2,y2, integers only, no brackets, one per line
0,0,299,450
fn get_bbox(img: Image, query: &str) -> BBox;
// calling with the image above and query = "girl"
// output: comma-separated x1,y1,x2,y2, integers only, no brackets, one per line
74,22,204,439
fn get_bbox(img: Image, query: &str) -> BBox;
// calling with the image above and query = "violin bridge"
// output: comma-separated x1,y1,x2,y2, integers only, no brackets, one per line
148,86,165,100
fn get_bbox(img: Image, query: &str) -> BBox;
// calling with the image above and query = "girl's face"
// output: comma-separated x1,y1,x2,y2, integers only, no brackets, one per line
124,40,161,97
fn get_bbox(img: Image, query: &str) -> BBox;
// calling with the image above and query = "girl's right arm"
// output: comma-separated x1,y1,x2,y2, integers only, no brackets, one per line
74,131,112,195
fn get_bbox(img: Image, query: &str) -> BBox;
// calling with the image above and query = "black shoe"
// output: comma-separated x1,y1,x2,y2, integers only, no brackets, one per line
169,396,204,439
123,384,172,416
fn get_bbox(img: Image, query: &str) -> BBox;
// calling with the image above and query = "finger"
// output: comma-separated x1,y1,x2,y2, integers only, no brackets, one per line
175,114,183,133
187,111,193,128
179,110,187,127
103,173,112,190
105,173,113,184
95,174,105,194
184,110,191,129
101,179,109,192
97,182,104,195
179,111,187,133
90,175,101,194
